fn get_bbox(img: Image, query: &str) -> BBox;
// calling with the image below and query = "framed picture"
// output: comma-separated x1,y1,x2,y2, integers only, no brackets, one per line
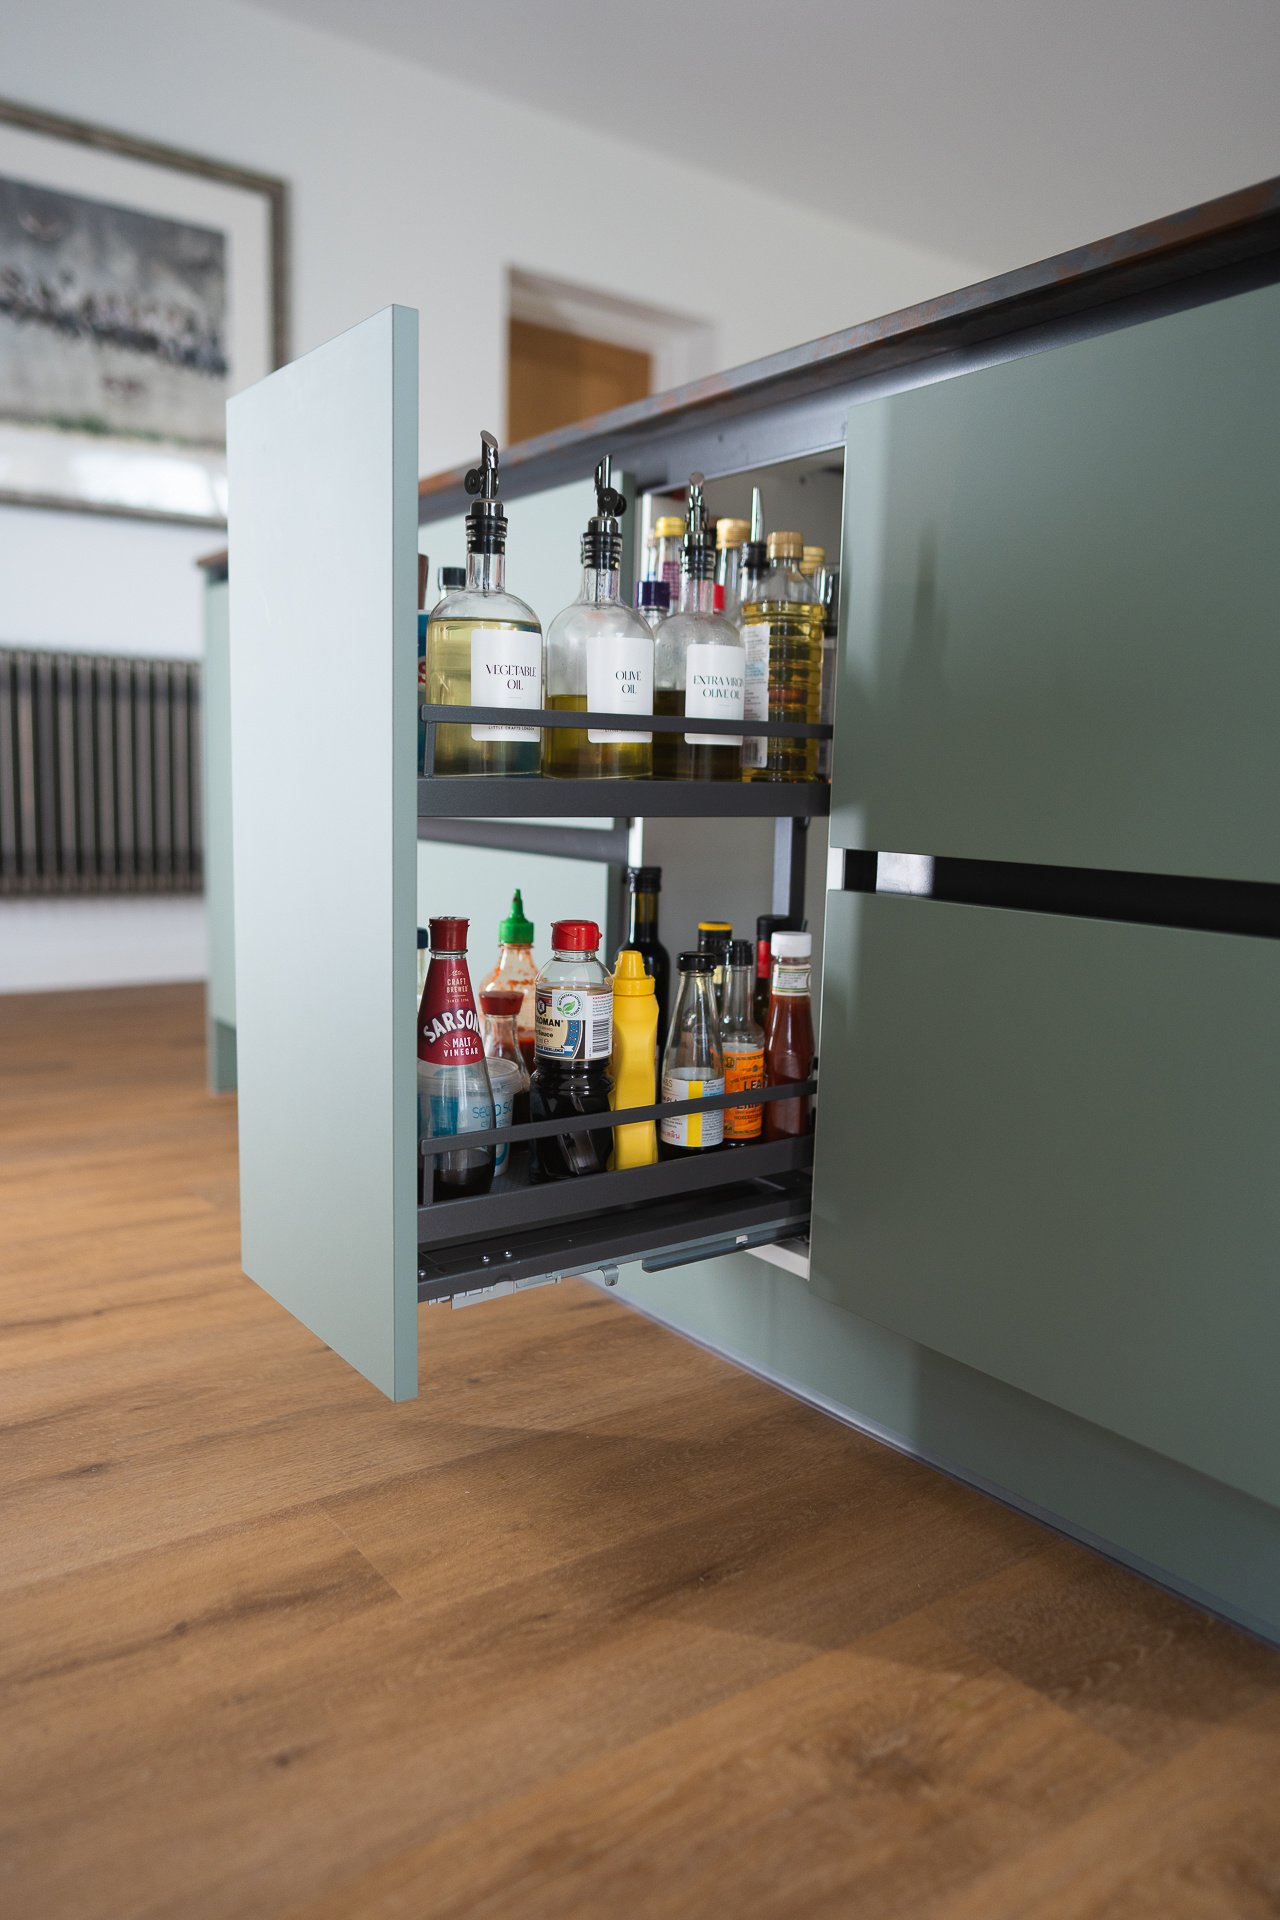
0,98,287,528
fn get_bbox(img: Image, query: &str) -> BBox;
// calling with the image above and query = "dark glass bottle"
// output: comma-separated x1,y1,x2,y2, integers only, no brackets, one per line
618,865,670,1041
528,920,614,1180
753,913,799,1030
696,919,733,997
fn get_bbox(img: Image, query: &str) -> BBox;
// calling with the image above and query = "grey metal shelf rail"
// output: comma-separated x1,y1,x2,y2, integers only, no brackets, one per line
418,1079,817,1301
418,1170,811,1304
418,703,831,824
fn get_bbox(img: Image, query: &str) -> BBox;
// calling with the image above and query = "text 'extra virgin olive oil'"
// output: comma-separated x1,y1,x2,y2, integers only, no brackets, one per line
423,431,543,777
545,456,654,780
653,474,746,781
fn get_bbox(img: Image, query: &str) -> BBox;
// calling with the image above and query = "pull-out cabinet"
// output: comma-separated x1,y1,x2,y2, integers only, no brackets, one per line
226,179,1280,1641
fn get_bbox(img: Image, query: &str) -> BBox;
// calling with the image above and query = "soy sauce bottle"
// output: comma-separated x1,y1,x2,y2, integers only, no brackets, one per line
528,920,614,1180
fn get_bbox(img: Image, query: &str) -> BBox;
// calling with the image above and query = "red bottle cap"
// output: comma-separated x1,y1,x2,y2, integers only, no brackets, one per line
428,916,469,951
479,989,524,1017
551,919,600,951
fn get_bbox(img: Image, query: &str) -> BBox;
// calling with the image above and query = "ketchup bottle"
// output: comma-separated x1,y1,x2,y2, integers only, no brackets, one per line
764,930,815,1140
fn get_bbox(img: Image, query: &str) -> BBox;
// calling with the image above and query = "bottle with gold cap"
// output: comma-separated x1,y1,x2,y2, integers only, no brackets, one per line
715,516,751,617
739,528,824,782
802,544,826,588
609,949,659,1169
653,475,746,781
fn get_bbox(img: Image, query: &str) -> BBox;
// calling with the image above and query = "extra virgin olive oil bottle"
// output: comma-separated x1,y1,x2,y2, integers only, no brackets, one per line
423,432,543,777
739,528,824,782
544,457,654,779
653,475,747,780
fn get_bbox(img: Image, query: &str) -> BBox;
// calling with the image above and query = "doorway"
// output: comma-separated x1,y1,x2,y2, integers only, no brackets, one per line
507,319,650,443
506,268,714,446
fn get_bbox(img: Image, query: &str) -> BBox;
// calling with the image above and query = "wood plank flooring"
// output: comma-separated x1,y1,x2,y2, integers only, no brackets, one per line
2,983,1279,1918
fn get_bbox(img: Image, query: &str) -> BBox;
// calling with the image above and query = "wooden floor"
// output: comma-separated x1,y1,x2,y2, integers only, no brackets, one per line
3,987,1280,1919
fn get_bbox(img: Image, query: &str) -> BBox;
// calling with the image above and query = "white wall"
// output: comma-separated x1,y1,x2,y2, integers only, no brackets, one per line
0,0,981,993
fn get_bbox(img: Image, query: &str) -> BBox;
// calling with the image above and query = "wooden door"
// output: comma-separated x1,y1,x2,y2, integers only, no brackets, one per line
508,319,650,444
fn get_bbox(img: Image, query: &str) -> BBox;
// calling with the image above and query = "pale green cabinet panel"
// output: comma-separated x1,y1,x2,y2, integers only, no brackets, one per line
832,282,1280,881
201,576,236,1093
228,308,419,1402
810,890,1280,1506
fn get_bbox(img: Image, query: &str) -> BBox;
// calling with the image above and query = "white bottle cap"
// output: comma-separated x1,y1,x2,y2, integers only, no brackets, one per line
771,931,811,960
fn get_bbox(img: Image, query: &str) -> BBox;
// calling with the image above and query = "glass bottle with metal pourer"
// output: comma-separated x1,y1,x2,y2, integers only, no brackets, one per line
423,431,543,777
739,525,824,783
545,457,653,779
653,475,746,781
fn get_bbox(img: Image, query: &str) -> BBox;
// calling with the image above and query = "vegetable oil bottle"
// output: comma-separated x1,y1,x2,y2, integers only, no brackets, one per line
544,457,653,779
653,475,746,781
423,431,543,777
739,529,824,783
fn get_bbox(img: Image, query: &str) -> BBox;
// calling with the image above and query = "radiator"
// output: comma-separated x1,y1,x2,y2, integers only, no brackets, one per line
0,648,202,896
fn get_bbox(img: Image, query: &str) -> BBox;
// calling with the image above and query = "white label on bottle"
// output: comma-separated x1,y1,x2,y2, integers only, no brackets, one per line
586,632,653,745
535,984,613,1062
470,628,542,740
684,641,744,748
741,621,770,769
660,1068,725,1149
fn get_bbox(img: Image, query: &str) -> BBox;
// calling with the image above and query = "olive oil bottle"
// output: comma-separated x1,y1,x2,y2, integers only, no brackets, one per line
653,475,746,781
739,529,824,782
545,457,653,779
423,432,543,777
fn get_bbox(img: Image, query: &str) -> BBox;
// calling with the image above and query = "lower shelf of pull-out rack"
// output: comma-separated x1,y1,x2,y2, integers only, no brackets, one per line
417,775,830,821
417,1136,813,1304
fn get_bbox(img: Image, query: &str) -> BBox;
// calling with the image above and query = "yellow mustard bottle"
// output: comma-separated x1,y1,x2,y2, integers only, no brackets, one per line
609,949,658,1169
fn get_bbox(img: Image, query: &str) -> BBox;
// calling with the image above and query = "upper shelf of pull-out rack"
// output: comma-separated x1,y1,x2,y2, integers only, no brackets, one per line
417,703,832,821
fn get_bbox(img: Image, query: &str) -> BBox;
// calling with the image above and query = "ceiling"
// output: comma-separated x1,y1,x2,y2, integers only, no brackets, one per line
248,0,1280,271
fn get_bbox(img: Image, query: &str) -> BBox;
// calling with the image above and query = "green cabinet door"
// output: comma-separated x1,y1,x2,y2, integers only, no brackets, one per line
810,890,1280,1507
228,308,420,1401
832,281,1280,882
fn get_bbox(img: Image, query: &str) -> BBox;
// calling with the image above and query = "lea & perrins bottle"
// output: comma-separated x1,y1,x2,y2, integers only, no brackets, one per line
720,938,765,1145
417,917,495,1201
528,920,614,1180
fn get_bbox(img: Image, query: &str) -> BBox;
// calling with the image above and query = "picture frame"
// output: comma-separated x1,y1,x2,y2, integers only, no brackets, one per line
0,98,287,528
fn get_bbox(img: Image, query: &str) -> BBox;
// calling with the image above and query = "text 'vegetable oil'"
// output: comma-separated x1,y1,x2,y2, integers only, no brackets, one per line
424,616,541,777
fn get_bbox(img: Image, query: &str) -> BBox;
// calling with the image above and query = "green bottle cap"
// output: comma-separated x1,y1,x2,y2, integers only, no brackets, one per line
499,888,534,945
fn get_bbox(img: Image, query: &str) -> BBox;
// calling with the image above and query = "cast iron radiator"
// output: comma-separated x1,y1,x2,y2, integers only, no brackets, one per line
0,648,202,895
